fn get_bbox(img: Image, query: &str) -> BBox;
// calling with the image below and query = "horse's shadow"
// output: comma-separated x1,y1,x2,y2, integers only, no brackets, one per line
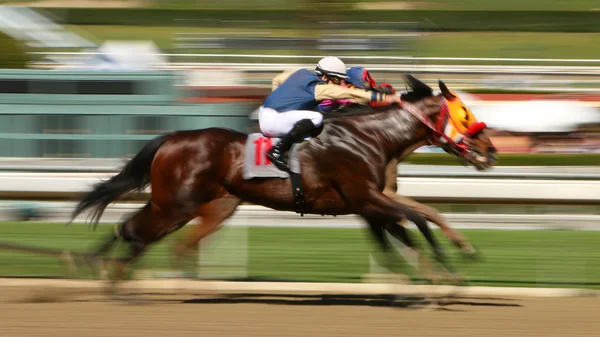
181,293,523,310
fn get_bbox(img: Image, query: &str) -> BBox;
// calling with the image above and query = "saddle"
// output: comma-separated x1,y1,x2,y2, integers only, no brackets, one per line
243,133,306,215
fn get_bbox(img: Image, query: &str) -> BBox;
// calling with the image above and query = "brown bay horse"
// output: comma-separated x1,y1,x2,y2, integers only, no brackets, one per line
70,75,497,289
172,77,485,272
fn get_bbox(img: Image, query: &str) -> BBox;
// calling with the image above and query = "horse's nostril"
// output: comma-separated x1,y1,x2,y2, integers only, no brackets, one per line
488,146,497,154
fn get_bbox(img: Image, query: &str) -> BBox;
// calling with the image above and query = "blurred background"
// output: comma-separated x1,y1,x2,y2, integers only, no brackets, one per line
0,0,598,291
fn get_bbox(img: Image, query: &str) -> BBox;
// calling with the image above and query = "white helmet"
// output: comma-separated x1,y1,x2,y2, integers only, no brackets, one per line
315,56,348,80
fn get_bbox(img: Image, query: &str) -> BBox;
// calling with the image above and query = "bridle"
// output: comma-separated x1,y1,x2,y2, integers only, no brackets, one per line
400,97,487,161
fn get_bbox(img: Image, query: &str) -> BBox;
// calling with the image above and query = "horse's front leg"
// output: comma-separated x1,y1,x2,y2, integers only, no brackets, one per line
361,218,420,306
383,159,476,257
360,193,441,308
390,193,476,255
360,187,415,276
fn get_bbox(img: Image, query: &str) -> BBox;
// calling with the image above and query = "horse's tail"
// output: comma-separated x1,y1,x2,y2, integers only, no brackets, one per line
69,133,170,228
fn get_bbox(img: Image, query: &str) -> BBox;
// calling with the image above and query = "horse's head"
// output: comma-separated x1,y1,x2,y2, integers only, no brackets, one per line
401,75,497,171
435,80,497,171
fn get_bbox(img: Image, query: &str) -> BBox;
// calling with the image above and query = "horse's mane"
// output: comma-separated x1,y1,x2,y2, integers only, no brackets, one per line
323,74,435,119
323,104,395,119
399,74,435,103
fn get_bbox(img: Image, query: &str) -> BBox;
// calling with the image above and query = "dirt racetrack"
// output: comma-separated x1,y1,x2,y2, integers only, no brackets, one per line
0,286,598,337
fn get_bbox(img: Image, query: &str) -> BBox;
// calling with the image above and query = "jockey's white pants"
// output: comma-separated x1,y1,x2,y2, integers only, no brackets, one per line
258,106,323,137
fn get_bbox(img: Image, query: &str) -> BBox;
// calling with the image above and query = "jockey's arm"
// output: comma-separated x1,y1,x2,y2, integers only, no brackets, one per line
314,83,397,105
272,68,299,91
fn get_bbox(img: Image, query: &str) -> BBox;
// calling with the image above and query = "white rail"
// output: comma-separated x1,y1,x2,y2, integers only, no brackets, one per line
0,173,597,204
32,53,600,75
31,53,600,91
0,159,597,179
1,202,599,230
164,62,600,75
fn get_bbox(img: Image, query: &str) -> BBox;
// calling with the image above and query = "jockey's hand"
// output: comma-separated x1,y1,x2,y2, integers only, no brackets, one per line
371,93,400,108
375,84,395,95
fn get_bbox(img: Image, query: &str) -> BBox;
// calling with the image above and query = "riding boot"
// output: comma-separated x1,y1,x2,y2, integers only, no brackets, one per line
267,119,317,171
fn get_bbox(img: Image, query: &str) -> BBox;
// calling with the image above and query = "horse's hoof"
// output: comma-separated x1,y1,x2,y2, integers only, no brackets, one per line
105,282,133,303
453,273,471,286
105,282,150,305
426,273,444,285
419,301,443,311
460,244,482,261
462,246,477,256
59,250,78,277
433,249,448,263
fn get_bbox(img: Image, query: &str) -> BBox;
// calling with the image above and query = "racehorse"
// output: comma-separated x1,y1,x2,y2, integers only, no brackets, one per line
171,78,484,274
70,75,497,291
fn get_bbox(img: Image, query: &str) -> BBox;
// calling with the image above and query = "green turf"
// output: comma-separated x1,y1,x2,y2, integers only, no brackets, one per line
69,25,319,49
162,0,600,11
69,26,600,62
0,222,598,289
27,19,592,64
10,0,599,11
413,32,600,60
405,153,600,166
400,0,600,11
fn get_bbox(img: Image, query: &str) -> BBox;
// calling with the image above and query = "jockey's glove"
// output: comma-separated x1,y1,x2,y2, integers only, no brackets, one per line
374,83,396,95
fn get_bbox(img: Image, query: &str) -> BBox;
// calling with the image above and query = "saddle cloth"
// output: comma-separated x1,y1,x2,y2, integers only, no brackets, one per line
243,133,301,180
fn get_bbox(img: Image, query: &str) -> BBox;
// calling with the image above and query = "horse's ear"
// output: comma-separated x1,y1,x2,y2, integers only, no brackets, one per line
438,80,456,100
406,74,432,93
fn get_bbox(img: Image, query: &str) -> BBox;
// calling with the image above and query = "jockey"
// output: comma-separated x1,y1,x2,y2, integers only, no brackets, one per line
318,66,397,113
260,56,400,171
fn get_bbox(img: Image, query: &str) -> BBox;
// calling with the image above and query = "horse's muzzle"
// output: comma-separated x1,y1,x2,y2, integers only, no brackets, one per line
466,149,496,171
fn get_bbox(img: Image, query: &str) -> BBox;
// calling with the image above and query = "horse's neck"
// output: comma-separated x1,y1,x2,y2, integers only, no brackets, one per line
311,99,439,167
328,105,430,162
373,99,440,161
386,107,431,160
395,96,443,154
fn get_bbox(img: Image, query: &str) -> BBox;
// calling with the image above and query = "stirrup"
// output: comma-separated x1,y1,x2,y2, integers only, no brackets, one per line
268,153,289,171
267,148,289,171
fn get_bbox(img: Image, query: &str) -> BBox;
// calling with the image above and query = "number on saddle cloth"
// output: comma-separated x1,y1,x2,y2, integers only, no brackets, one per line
243,133,302,180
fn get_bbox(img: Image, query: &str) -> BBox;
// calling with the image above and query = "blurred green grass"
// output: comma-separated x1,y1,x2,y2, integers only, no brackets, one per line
183,0,600,11
0,222,598,288
396,0,600,11
415,32,600,60
10,0,599,11
405,153,600,166
72,26,600,61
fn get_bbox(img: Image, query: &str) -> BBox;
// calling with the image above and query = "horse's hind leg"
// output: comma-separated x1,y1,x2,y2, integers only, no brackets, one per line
364,216,431,307
386,212,463,288
106,201,196,299
403,207,448,265
86,225,121,279
383,223,448,309
383,223,437,284
362,217,408,298
69,223,122,279
172,193,242,276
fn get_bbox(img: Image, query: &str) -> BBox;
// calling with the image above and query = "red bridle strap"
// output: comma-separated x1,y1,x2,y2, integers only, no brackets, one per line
400,100,480,157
